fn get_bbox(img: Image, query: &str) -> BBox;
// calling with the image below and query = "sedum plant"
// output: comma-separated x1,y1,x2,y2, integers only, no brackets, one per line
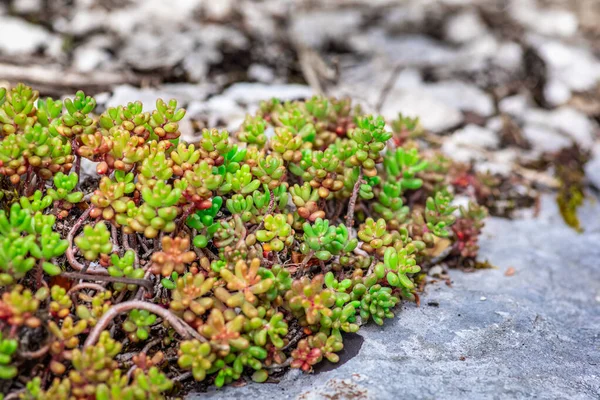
0,84,487,397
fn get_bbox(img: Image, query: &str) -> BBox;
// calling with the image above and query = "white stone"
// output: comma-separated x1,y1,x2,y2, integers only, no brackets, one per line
422,81,495,117
182,49,221,83
107,0,203,36
485,117,504,133
392,68,423,89
499,94,530,117
524,107,596,148
54,10,107,36
381,89,463,132
584,152,600,189
494,42,524,71
187,96,246,130
445,10,488,44
475,149,518,177
73,46,111,73
0,17,60,56
544,80,571,107
534,39,600,92
107,84,212,111
221,83,313,105
451,125,500,149
13,0,41,14
201,0,234,20
511,0,578,37
522,125,571,153
441,125,499,164
289,10,362,48
248,64,275,83
382,3,428,31
352,32,459,67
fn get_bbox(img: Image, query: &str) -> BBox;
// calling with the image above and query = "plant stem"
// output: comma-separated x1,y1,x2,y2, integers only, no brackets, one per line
345,169,363,228
67,282,106,296
18,344,50,359
265,357,293,370
61,272,154,294
122,229,140,269
65,207,106,274
84,300,205,348
111,223,120,254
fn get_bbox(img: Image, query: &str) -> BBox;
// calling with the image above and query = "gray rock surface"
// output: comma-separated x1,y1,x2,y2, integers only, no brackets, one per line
190,195,600,399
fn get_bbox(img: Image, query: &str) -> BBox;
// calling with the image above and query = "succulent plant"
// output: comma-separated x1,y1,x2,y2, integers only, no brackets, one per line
123,309,157,341
151,236,196,277
48,316,88,375
178,339,216,382
50,285,73,319
237,115,268,148
374,246,421,291
170,273,215,325
0,84,486,396
107,250,145,291
74,222,113,261
301,218,358,261
425,190,457,238
47,172,84,209
0,332,18,379
352,274,399,325
256,214,294,252
286,275,335,325
346,116,392,177
128,180,181,238
357,218,394,254
200,309,249,356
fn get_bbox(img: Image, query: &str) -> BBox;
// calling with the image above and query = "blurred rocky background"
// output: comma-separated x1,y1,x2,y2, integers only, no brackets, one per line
2,0,600,181
1,0,599,398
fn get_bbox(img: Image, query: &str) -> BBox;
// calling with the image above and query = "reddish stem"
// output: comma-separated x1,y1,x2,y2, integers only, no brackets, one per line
345,169,363,228
67,283,106,296
83,300,205,348
65,208,107,275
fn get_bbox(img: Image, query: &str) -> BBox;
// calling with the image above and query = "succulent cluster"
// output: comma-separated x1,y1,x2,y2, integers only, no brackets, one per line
0,84,487,398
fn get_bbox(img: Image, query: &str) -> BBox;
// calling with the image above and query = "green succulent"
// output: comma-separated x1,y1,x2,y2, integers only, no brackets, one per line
129,181,181,238
251,154,286,190
171,142,201,176
90,172,136,224
49,90,97,138
425,190,457,238
99,101,151,138
347,115,392,177
148,98,186,141
199,128,232,164
256,214,294,252
383,147,428,191
352,274,399,325
301,218,358,261
220,164,261,194
107,250,144,291
286,275,335,326
74,222,113,261
248,312,288,349
0,332,18,379
19,190,52,213
47,172,84,205
237,115,268,148
0,203,66,283
0,84,39,134
187,196,223,248
374,246,421,291
357,218,394,253
123,309,157,341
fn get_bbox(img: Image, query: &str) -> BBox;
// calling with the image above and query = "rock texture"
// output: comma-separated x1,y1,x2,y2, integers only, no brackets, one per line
191,195,600,399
